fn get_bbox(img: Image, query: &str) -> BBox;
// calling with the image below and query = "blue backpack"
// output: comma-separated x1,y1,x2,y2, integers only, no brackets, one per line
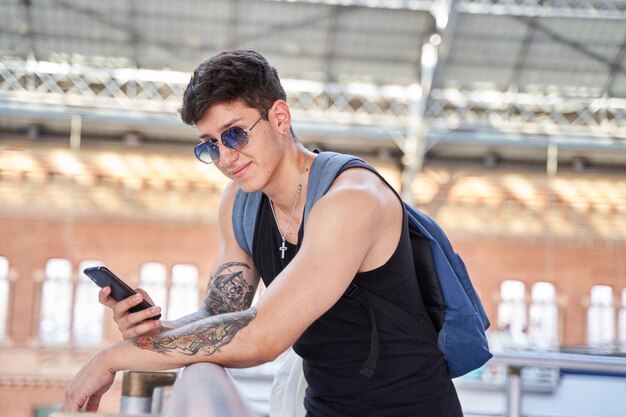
233,151,492,378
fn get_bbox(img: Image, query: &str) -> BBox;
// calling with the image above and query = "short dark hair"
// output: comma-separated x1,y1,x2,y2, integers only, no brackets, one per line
180,50,287,126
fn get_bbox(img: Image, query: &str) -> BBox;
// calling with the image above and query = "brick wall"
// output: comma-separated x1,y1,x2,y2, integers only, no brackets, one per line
1,142,625,416
454,237,626,345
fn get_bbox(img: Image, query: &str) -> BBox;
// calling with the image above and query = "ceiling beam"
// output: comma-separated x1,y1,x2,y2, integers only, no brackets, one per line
20,0,37,60
323,5,342,83
457,0,626,20
602,32,626,96
519,17,626,86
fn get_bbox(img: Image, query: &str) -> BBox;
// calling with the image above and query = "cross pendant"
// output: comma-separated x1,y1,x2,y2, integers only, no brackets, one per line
279,240,287,259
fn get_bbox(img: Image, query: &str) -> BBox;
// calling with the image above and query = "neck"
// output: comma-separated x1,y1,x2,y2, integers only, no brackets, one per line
264,146,311,212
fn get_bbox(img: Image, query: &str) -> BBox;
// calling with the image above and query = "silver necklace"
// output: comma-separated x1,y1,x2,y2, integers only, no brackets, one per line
269,152,309,259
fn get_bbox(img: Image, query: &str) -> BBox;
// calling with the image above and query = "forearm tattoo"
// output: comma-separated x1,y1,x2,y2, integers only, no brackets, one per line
134,308,257,356
204,262,255,315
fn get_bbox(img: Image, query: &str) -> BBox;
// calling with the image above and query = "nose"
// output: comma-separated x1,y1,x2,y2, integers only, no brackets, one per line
217,143,239,168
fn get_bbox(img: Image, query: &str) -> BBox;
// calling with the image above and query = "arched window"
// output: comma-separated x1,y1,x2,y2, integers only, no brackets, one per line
0,256,9,341
497,280,527,348
72,260,105,347
587,285,615,349
139,262,168,313
528,282,559,350
39,258,73,346
167,264,199,320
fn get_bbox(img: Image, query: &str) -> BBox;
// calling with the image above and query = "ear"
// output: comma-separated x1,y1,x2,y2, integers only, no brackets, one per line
269,99,291,135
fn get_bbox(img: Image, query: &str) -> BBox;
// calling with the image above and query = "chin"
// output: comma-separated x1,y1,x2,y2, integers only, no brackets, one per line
234,177,265,194
237,184,260,193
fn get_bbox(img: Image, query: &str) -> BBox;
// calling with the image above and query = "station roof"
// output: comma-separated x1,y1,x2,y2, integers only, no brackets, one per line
1,0,625,169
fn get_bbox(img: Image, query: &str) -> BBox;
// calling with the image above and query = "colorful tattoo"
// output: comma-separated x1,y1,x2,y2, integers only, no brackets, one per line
134,309,257,356
204,262,255,315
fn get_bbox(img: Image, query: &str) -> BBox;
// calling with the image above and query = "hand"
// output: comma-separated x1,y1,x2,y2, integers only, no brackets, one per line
99,286,163,339
63,348,116,412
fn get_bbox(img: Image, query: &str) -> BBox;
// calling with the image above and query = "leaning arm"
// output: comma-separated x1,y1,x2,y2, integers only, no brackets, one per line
64,171,393,411
111,182,266,370
104,174,385,369
159,182,261,329
200,182,261,316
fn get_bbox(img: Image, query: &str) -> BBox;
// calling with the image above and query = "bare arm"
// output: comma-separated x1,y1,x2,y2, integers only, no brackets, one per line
201,261,256,315
115,169,399,364
64,169,401,411
100,182,261,339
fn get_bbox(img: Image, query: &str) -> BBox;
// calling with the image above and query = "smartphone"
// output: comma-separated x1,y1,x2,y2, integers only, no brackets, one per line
83,265,161,320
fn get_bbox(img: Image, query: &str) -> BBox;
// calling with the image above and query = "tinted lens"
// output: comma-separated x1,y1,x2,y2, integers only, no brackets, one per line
194,142,219,163
221,127,249,150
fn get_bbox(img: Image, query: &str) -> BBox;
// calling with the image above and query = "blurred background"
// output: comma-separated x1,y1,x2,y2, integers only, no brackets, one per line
0,0,625,416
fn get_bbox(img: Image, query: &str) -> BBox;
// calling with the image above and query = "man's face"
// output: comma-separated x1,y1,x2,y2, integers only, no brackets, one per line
196,101,279,192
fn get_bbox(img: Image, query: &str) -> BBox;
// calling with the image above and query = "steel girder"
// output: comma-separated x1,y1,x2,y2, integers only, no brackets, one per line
0,59,412,146
1,59,626,144
457,0,626,20
268,0,626,19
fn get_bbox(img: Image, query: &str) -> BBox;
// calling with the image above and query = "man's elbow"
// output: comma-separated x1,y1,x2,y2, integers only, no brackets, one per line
252,337,284,364
247,327,288,364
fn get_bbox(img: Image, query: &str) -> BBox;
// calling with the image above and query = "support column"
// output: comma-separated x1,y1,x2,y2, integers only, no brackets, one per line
70,114,82,151
401,41,437,204
506,366,523,417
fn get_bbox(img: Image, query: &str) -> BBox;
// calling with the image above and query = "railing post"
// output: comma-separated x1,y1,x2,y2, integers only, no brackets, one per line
506,365,522,417
120,370,178,415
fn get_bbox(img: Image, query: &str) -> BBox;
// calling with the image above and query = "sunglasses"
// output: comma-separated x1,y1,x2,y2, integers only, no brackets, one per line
194,109,270,164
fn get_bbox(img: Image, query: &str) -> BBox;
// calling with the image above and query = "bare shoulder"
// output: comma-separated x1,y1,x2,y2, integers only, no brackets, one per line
304,166,402,271
309,167,399,231
323,167,395,207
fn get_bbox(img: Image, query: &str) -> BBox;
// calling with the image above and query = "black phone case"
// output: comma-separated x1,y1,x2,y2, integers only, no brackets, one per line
83,266,161,320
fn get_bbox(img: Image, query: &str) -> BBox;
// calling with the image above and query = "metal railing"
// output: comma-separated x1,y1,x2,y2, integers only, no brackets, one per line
489,350,626,417
161,363,257,417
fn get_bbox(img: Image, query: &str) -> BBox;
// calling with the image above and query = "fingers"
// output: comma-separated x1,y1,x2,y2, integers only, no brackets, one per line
122,318,162,339
63,359,115,413
118,304,162,339
63,380,88,412
62,392,83,412
99,287,163,339
84,394,102,412
113,293,142,319
135,287,155,306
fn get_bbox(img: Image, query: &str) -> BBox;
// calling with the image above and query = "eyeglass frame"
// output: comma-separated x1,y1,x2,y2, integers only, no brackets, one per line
194,108,270,164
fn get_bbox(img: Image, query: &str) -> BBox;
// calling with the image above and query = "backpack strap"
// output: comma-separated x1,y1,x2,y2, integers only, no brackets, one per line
233,151,388,376
232,151,491,378
233,151,363,257
302,151,363,229
306,152,411,377
232,189,263,258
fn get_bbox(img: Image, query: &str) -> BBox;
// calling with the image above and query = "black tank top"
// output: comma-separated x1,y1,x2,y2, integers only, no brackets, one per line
253,180,462,417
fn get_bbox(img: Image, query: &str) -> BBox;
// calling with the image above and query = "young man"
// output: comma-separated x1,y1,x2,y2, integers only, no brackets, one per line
63,50,462,416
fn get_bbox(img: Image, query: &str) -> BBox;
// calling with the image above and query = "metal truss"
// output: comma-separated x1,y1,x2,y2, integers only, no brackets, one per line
0,59,413,141
268,0,626,19
427,89,626,142
265,0,435,12
0,60,187,115
1,59,626,150
457,0,626,19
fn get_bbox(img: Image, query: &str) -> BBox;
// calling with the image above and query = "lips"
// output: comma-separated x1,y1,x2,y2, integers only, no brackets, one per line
230,162,251,178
